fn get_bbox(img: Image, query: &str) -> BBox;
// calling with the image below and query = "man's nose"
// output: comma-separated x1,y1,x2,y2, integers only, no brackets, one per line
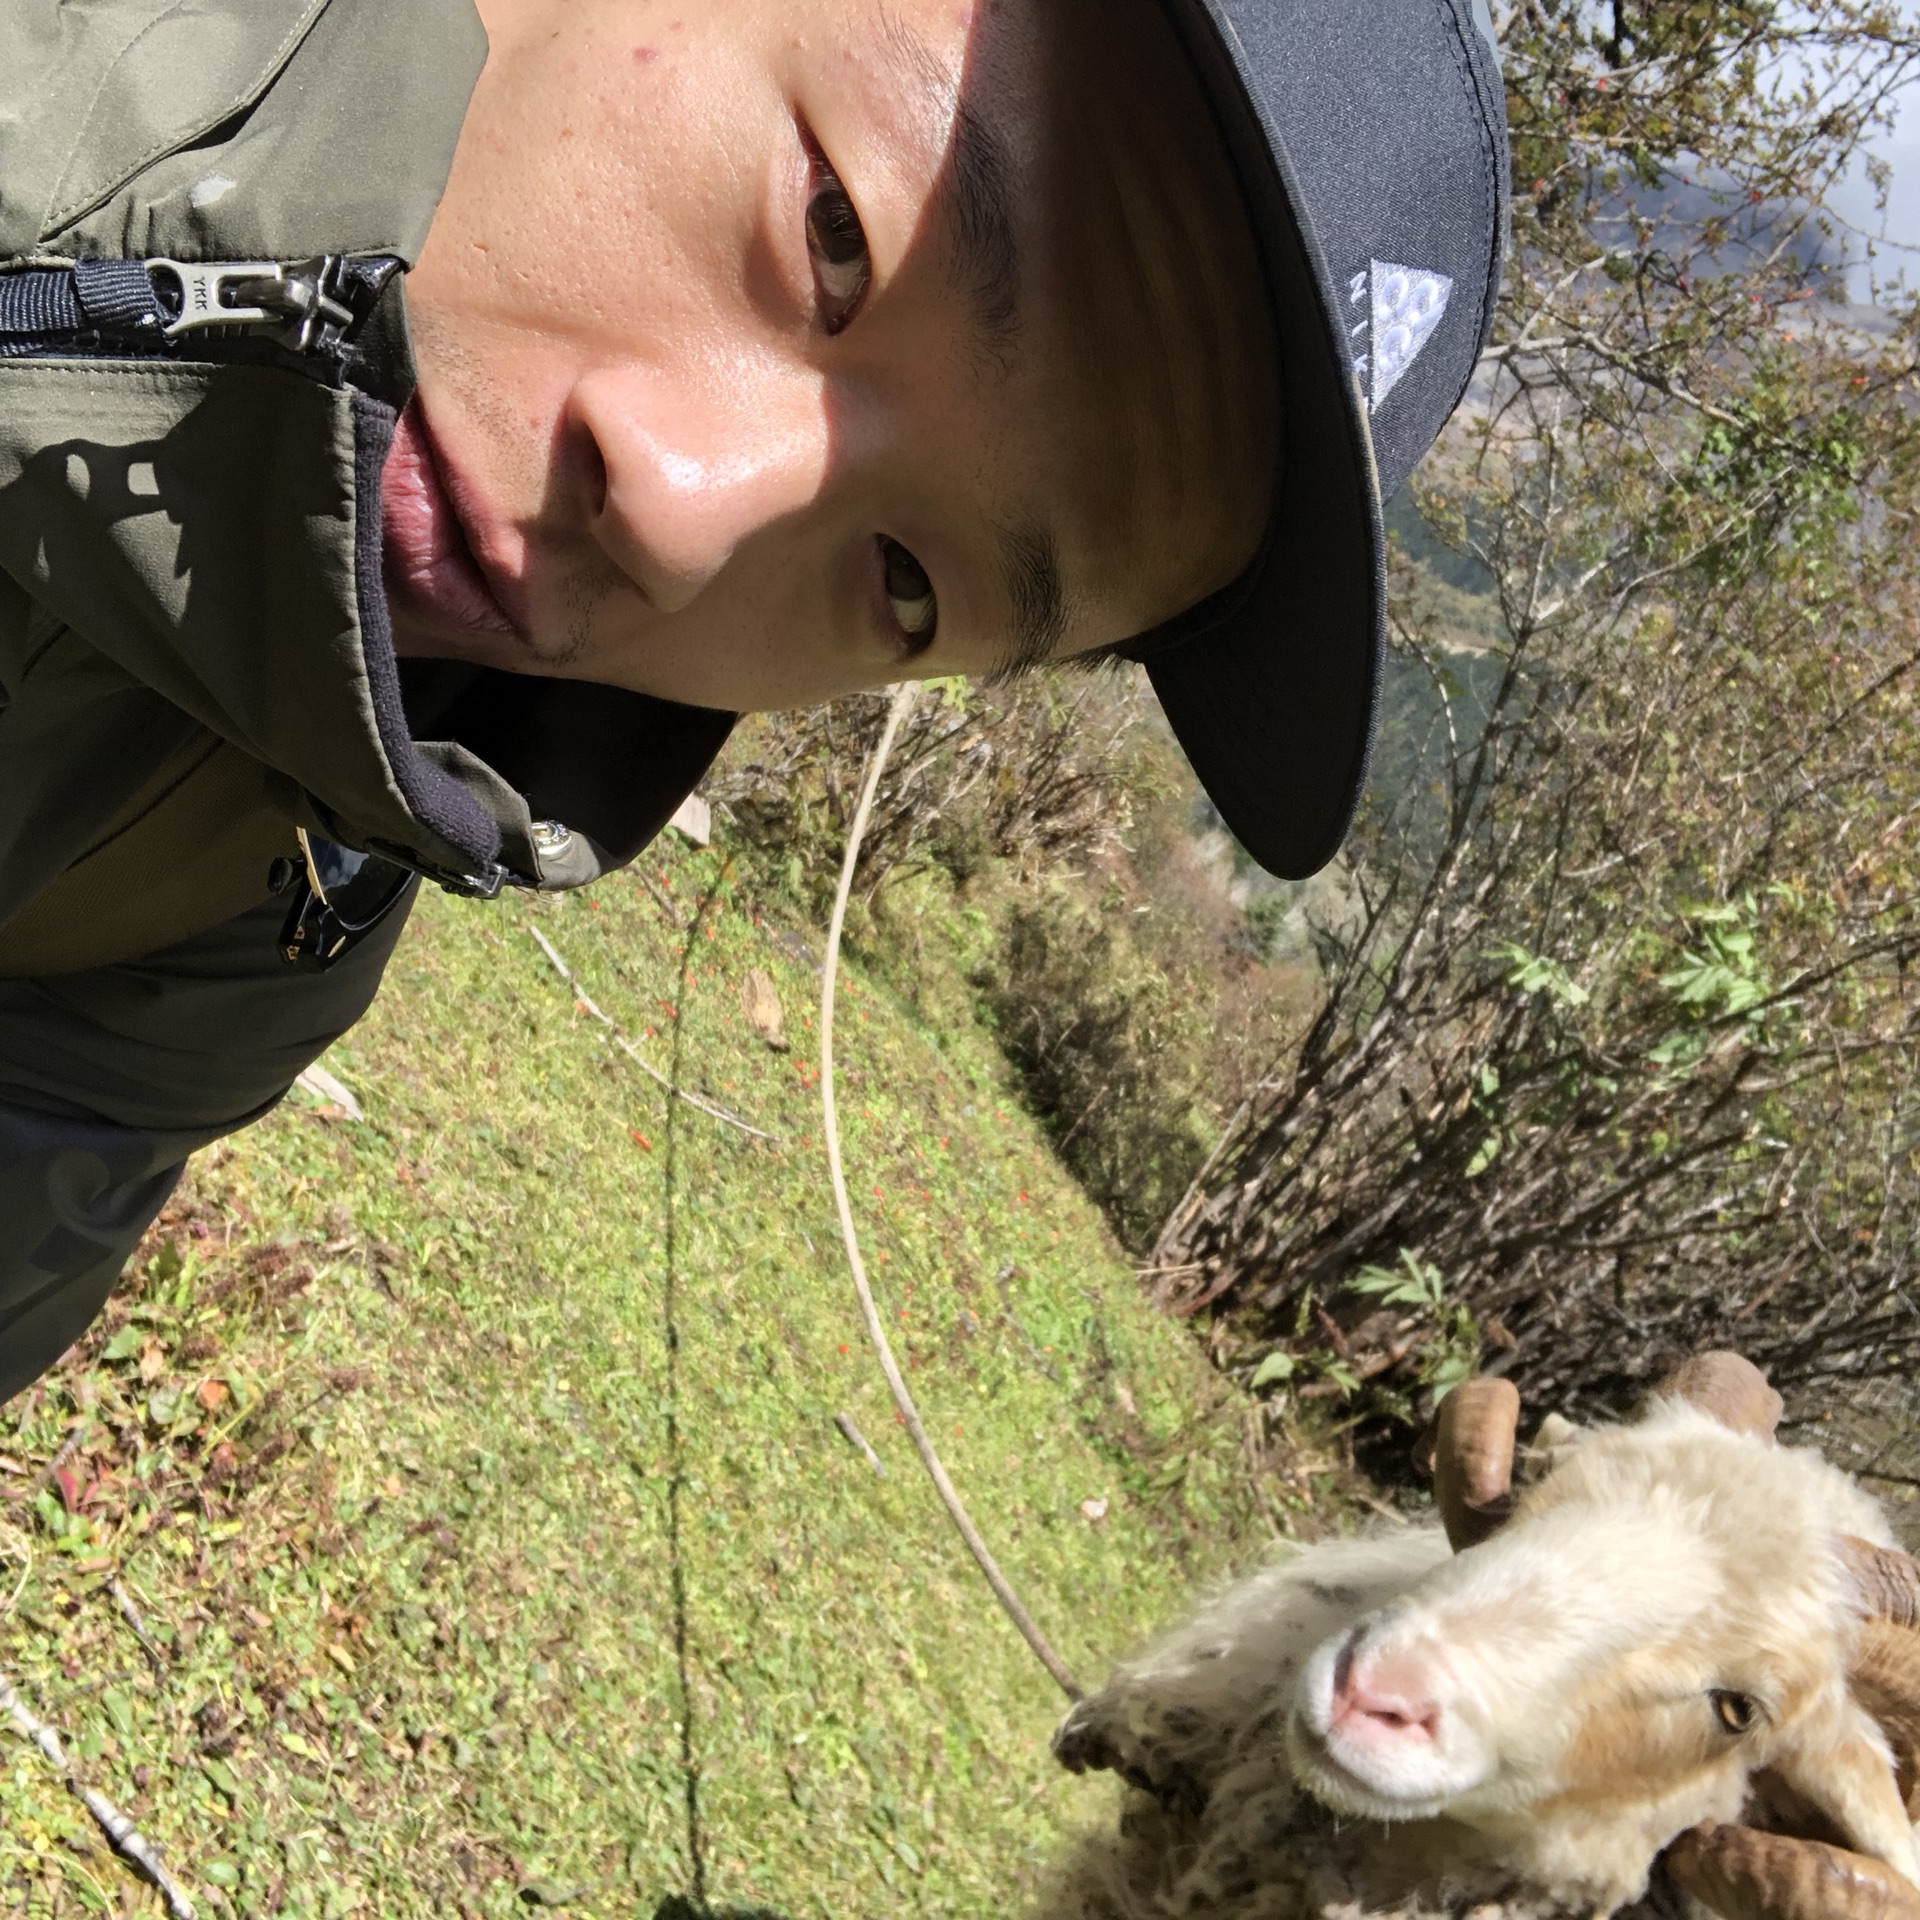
569,364,831,613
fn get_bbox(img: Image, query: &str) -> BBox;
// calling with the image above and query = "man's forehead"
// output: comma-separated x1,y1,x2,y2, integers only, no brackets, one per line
871,11,1025,362
866,0,1276,673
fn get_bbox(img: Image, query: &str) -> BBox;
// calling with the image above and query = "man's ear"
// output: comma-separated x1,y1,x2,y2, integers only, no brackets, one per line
1765,1701,1920,1886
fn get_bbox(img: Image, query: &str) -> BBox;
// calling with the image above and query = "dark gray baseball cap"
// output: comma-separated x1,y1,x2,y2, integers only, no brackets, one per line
1118,0,1509,879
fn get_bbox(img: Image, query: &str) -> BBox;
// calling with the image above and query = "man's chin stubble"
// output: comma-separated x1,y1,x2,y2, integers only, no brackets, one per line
551,561,617,672
394,564,614,677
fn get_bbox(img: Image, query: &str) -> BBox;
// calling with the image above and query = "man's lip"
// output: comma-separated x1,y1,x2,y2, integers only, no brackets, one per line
380,399,520,637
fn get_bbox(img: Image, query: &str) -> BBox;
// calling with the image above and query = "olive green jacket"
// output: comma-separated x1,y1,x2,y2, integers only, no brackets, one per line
0,0,732,976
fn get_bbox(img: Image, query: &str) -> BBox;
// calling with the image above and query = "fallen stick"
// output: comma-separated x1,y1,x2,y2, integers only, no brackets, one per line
528,925,778,1142
820,683,1083,1704
833,1412,886,1475
0,1669,197,1918
29,1425,86,1499
635,868,689,931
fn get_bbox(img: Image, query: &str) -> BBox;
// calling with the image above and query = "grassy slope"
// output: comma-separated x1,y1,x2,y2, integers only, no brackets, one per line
0,840,1284,1918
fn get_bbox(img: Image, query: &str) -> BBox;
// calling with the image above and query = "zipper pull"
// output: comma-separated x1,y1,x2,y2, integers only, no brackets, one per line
147,257,358,351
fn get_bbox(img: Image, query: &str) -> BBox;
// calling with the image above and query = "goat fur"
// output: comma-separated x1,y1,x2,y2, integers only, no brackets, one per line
1041,1401,1913,1920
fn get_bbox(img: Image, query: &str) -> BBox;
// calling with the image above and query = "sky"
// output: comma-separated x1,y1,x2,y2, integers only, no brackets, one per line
1832,108,1920,299
1801,14,1920,304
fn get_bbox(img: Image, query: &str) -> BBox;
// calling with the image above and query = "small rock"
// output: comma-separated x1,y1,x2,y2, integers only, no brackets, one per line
740,968,789,1050
668,794,712,847
294,1061,363,1121
1080,1497,1109,1523
518,1881,589,1908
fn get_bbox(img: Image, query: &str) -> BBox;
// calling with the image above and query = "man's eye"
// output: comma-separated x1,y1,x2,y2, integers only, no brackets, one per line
879,537,937,650
806,154,872,334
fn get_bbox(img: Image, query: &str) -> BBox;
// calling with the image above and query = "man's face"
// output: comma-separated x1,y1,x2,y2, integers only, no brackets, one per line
385,0,1278,711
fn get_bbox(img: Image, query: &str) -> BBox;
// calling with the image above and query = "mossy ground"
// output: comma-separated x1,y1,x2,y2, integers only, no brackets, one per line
0,841,1345,1918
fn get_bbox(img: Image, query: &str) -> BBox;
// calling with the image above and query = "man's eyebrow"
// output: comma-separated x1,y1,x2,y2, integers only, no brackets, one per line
875,15,1021,351
943,96,1020,350
996,523,1069,680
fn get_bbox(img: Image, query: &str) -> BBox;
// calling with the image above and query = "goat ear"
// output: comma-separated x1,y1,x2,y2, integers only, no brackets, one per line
1766,1701,1920,1886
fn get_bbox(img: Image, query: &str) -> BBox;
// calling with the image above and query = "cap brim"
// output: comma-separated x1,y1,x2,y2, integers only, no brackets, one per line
1139,0,1386,882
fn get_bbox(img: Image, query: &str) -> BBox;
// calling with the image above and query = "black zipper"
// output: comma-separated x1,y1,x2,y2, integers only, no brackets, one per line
0,253,403,381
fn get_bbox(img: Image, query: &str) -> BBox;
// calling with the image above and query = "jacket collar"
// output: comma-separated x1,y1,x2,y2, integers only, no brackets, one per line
0,0,736,896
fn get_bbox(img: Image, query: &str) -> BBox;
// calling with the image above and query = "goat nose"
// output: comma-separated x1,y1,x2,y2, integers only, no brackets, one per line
1330,1640,1441,1745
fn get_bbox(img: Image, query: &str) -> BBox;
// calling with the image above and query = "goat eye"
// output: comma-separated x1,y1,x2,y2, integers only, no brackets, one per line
1711,1690,1759,1734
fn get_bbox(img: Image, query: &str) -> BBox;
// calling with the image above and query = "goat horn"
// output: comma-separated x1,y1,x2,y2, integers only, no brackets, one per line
1655,1351,1784,1441
1852,1620,1920,1818
1433,1377,1519,1551
1843,1539,1920,1632
1665,1823,1920,1920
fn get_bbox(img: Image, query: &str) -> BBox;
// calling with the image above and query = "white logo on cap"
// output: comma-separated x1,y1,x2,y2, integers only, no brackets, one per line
1346,260,1454,412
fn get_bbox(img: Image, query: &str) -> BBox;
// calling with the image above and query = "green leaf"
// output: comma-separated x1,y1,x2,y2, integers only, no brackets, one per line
101,1325,144,1363
1249,1351,1295,1389
1321,1358,1361,1397
1350,1250,1445,1310
1489,940,1589,1008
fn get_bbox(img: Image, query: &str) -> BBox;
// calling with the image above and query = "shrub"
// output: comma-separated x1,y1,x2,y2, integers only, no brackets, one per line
1153,2,1920,1458
978,894,1216,1252
706,675,1159,910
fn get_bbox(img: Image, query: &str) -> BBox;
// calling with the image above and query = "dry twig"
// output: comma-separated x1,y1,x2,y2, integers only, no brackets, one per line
819,682,1083,1703
109,1577,168,1674
0,1668,197,1917
832,1412,886,1475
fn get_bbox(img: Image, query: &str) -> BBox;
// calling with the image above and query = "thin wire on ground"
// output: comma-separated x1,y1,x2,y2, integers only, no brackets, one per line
657,856,736,1909
819,680,1084,1704
529,924,777,1141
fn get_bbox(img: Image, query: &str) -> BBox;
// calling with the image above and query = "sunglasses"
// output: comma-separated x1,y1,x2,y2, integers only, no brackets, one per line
280,829,418,973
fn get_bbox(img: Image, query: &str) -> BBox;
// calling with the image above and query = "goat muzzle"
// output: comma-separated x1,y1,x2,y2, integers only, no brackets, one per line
1665,1824,1920,1920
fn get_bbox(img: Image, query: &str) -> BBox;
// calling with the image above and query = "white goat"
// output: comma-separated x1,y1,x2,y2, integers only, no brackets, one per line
1043,1357,1920,1920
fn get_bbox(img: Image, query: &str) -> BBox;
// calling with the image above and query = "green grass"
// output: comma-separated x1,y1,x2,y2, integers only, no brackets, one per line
0,839,1293,1918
